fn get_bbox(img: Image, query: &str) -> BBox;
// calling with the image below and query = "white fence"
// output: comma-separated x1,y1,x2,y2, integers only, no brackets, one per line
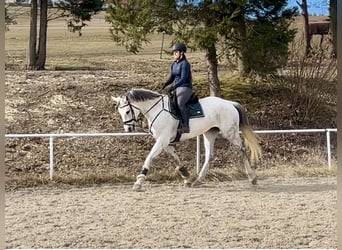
5,128,337,179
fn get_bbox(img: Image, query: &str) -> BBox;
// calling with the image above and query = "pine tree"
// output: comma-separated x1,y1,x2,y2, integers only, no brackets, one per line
106,0,297,96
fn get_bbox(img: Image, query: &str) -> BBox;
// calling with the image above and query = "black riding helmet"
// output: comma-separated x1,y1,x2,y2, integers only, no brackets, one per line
172,42,187,53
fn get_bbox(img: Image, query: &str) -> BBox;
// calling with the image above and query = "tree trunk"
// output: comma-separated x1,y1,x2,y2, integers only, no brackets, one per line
303,0,311,56
330,0,337,57
36,0,48,69
237,19,249,76
28,0,38,70
206,45,221,97
297,0,311,56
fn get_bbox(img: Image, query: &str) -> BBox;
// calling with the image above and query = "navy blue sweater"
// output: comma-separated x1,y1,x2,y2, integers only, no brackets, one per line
164,57,192,89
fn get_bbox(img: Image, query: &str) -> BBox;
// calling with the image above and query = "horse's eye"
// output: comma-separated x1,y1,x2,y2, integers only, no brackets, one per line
126,110,130,115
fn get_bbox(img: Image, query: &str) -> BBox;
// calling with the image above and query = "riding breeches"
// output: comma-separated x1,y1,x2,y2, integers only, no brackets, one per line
175,87,192,131
175,86,192,111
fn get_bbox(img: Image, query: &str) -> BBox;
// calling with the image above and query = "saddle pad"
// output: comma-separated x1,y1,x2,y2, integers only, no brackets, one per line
169,99,205,119
188,102,205,118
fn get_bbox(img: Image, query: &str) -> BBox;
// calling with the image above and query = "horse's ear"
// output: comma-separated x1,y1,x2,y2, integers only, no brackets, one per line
111,96,121,104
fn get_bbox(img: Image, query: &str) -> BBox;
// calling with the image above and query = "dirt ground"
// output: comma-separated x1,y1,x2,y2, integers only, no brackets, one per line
5,177,336,249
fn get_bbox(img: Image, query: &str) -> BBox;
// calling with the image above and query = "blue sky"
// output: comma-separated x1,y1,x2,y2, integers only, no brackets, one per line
287,0,329,16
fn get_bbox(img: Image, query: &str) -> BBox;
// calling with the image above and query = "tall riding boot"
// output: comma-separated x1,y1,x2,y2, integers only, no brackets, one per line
179,108,190,133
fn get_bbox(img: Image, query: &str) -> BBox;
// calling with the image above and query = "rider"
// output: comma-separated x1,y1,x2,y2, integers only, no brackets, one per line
162,42,193,134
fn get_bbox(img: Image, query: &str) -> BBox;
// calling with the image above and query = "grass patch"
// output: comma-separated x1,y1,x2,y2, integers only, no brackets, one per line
5,171,136,191
5,157,336,191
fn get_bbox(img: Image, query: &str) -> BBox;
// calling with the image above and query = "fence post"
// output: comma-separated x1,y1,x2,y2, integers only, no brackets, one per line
49,136,54,179
160,31,165,59
326,129,331,170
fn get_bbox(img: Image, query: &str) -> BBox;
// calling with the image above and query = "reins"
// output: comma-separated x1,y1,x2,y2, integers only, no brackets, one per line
146,95,172,134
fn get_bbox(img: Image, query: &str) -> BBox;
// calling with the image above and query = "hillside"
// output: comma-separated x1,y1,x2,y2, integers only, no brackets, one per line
4,68,337,190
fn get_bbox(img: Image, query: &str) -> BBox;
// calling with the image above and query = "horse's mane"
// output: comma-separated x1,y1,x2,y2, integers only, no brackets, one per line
126,88,162,102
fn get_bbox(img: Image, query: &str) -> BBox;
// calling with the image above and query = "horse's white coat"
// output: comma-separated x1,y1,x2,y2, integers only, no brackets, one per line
112,89,261,190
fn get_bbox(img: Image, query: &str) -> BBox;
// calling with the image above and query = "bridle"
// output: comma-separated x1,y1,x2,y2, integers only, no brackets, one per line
119,95,171,134
118,99,141,130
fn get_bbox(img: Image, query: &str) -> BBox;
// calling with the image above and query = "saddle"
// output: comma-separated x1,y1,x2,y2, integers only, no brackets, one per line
168,91,204,142
168,91,204,120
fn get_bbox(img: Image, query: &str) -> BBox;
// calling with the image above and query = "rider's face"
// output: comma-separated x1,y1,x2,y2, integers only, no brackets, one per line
173,50,182,60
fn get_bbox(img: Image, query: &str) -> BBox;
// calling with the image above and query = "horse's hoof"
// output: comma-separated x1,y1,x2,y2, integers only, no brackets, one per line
251,177,257,185
191,180,203,187
132,183,142,191
184,181,192,188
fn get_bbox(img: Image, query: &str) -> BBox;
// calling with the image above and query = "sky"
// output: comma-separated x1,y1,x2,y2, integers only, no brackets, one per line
287,0,330,16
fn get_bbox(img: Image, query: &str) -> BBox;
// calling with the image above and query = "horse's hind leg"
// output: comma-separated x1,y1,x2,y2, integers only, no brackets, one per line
192,128,219,187
223,129,257,184
240,142,257,184
164,146,191,187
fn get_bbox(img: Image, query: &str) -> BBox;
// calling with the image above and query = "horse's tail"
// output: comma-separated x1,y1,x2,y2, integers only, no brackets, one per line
233,102,262,163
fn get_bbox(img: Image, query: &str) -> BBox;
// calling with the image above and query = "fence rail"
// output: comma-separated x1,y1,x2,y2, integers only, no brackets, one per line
5,128,337,179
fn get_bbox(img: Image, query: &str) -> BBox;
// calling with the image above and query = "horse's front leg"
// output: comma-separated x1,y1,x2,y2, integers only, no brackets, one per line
164,146,191,187
133,138,168,191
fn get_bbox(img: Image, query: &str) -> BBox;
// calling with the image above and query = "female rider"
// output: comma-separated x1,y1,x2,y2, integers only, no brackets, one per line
162,42,193,134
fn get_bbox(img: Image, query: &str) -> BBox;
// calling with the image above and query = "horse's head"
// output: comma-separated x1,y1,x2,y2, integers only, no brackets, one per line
111,95,141,132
